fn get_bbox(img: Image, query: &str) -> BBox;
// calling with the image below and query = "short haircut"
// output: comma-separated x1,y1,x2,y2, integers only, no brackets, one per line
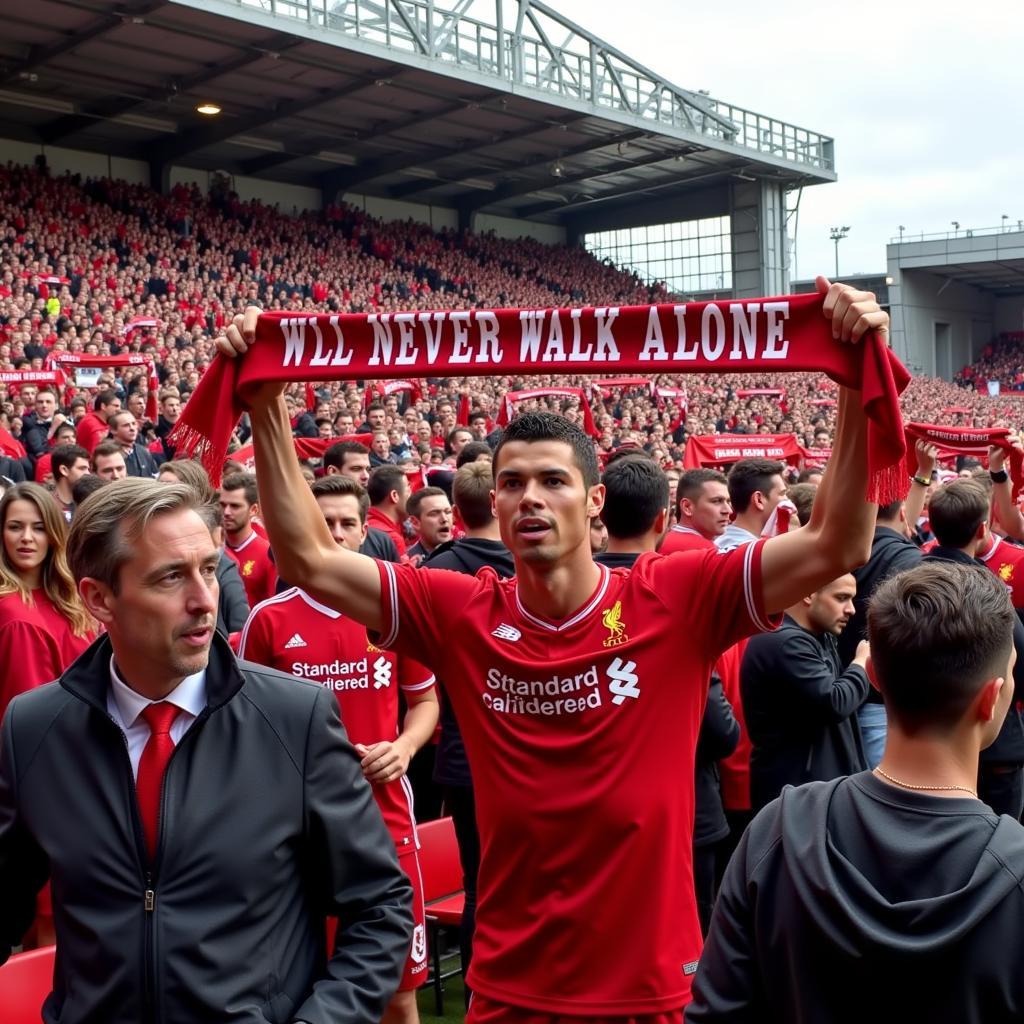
72,474,105,505
455,441,493,468
159,459,215,505
107,410,133,431
323,440,369,472
67,477,200,593
221,471,259,507
446,426,472,453
51,444,90,478
91,440,124,466
453,462,495,530
311,474,369,523
928,479,989,549
366,401,386,415
600,455,669,539
726,458,784,513
869,561,1014,731
797,467,824,483
367,464,407,505
35,387,58,400
877,499,904,522
407,486,447,521
94,389,119,411
469,410,488,423
787,482,816,526
493,412,599,489
676,468,727,518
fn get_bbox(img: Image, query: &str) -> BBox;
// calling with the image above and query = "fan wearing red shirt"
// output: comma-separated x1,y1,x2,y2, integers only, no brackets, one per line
75,388,121,454
219,279,888,1021
220,471,277,608
660,469,732,555
239,475,439,1024
979,532,1024,609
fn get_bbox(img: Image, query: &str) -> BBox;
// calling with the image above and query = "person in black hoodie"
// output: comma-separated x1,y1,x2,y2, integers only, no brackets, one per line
837,499,921,766
924,477,1024,818
690,560,1023,1024
424,462,514,1005
741,573,869,810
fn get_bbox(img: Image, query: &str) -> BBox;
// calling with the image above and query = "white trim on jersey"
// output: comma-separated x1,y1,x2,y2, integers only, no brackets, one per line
297,588,342,619
400,773,420,851
226,531,259,554
238,586,303,657
513,562,610,633
378,560,400,649
978,536,1001,564
400,675,437,693
670,525,704,536
742,541,775,633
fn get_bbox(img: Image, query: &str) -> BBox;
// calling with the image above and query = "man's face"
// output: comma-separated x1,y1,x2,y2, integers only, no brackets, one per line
162,397,181,423
450,430,472,456
371,433,391,459
128,394,146,418
414,495,453,551
21,385,37,405
338,452,370,487
469,417,488,440
90,509,219,689
394,475,410,517
316,493,366,552
94,451,127,481
589,516,608,554
493,439,602,567
368,408,386,430
34,392,56,420
99,397,122,422
335,413,354,435
112,413,138,446
759,474,788,517
219,488,253,536
61,456,90,486
685,481,732,538
317,420,333,439
416,422,432,443
808,574,857,636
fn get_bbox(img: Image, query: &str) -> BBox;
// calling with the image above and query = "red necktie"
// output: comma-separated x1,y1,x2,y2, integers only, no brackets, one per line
136,702,180,861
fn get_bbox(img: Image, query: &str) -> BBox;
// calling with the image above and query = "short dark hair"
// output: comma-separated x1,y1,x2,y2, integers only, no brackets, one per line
311,474,369,523
676,468,727,518
366,401,386,415
469,410,488,424
107,410,133,431
929,479,989,549
726,458,785,513
493,412,599,489
407,486,447,520
51,444,90,478
94,389,119,411
877,499,904,522
72,473,106,505
787,482,816,526
455,441,492,468
367,464,407,505
869,561,1014,731
91,440,124,466
453,462,495,530
600,456,669,540
221,471,259,507
446,426,472,454
323,440,369,472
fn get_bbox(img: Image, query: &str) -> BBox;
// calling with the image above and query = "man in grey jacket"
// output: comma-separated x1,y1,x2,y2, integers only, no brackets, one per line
0,477,413,1023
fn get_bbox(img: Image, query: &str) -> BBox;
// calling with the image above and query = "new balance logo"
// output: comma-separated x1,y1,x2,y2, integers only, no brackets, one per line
607,657,641,705
284,633,307,649
492,623,522,642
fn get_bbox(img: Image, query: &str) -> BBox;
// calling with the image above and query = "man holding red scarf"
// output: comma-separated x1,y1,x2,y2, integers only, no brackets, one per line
215,279,890,1021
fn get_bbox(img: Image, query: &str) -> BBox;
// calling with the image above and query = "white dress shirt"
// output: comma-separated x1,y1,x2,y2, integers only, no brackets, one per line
106,657,207,779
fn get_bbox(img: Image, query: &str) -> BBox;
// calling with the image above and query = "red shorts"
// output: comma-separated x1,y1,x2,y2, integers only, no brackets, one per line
395,845,428,992
467,996,683,1024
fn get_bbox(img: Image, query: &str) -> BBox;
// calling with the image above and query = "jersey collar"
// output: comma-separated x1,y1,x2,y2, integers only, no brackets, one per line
513,562,611,633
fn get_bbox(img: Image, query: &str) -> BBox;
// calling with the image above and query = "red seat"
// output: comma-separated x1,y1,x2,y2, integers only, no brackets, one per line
416,817,466,1014
0,946,55,1023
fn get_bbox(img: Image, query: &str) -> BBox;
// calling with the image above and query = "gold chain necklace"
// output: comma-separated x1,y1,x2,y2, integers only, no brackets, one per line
873,766,977,798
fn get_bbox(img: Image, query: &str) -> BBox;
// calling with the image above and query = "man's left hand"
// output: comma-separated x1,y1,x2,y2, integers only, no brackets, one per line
354,739,413,784
817,276,890,345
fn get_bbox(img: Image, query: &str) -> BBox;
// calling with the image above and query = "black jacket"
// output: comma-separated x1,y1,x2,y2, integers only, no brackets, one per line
123,440,160,478
688,773,1024,1023
837,526,921,707
361,526,400,563
216,550,250,636
695,673,739,848
425,537,515,787
0,633,413,1024
924,547,1024,763
742,616,869,810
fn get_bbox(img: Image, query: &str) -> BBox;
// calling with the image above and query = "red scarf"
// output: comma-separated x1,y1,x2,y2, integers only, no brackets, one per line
496,387,599,438
684,433,806,470
230,433,373,469
170,293,910,498
905,423,1024,498
0,370,65,387
49,354,160,420
363,379,423,410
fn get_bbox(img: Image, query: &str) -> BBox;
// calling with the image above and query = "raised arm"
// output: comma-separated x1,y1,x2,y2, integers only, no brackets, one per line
988,438,1024,540
760,279,888,614
903,440,937,531
218,309,384,631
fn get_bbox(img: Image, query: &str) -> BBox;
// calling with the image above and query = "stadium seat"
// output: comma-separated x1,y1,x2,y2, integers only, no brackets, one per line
418,816,465,1015
0,945,55,1022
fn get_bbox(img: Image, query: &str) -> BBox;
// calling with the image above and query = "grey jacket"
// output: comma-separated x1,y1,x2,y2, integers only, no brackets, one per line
0,633,413,1024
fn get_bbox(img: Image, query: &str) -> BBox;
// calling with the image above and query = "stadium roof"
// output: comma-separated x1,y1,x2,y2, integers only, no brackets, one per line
0,0,836,224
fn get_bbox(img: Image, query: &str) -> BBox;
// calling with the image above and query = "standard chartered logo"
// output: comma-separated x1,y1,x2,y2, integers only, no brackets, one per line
372,655,393,689
607,657,641,704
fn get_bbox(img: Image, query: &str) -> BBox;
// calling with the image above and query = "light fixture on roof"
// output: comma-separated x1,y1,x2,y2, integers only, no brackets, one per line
196,103,221,116
550,160,565,178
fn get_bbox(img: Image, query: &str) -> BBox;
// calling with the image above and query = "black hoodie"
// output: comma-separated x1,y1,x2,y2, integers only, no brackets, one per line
424,537,515,786
688,772,1024,1023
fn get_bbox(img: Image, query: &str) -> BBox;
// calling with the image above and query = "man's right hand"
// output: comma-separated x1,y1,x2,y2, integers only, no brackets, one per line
854,640,870,668
915,440,938,479
216,306,287,408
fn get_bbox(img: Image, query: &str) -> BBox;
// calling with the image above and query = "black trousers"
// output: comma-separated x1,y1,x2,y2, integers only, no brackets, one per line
979,761,1024,820
442,784,480,1008
693,842,718,936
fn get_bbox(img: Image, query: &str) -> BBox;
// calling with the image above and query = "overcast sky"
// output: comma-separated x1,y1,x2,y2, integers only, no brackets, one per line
530,0,1022,280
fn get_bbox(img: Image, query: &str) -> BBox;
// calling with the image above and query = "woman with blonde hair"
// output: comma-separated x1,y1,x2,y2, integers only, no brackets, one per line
0,482,95,721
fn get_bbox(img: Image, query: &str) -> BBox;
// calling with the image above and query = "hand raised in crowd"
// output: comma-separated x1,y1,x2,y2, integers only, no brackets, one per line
915,440,939,478
817,276,890,344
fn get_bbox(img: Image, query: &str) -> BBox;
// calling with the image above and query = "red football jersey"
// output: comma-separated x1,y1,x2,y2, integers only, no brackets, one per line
225,530,278,609
979,535,1024,609
374,541,779,1014
238,587,435,847
660,525,714,555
